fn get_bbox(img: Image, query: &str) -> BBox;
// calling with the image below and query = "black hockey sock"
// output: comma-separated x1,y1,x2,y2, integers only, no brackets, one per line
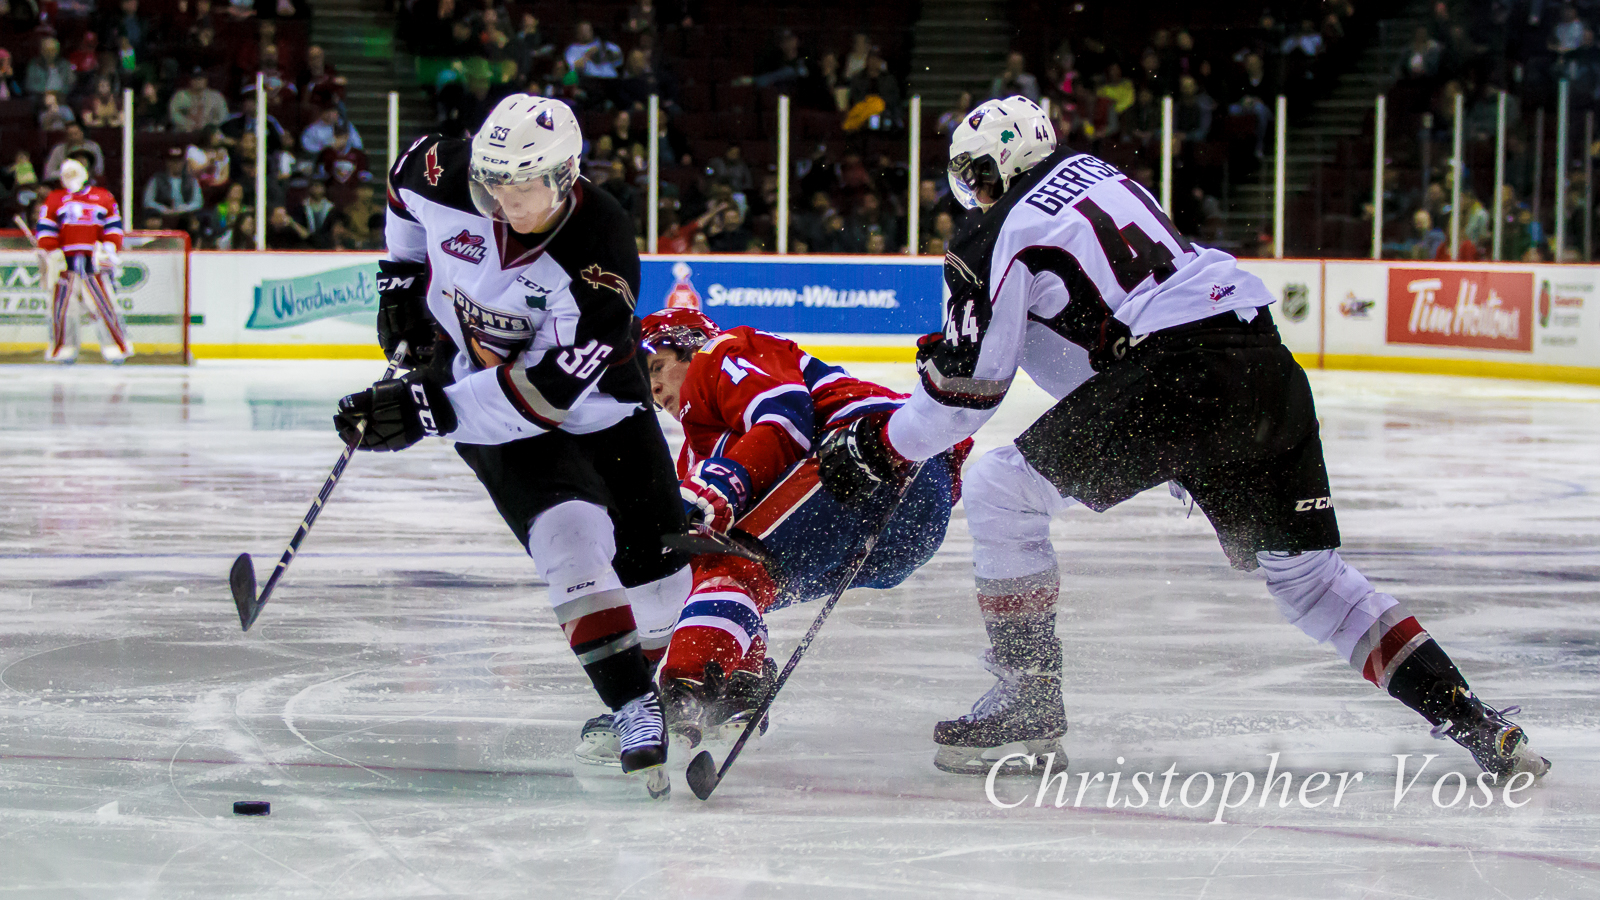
985,615,1063,673
1384,638,1471,726
574,637,655,711
977,574,1063,673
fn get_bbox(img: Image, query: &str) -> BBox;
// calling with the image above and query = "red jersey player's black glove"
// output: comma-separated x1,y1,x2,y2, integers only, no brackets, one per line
334,372,457,451
817,411,911,505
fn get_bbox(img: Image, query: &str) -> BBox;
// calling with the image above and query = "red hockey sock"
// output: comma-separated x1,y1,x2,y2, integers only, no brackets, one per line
660,579,768,683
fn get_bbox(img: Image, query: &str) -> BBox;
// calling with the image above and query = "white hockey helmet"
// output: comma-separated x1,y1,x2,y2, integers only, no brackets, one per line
947,95,1057,211
469,95,583,221
60,158,89,194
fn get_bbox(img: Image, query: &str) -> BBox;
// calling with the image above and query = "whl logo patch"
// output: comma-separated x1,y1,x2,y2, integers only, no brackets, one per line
441,229,487,264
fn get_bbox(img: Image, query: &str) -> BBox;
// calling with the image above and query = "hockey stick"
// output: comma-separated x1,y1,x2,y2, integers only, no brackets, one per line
685,461,925,801
13,214,39,247
660,526,775,565
230,340,410,632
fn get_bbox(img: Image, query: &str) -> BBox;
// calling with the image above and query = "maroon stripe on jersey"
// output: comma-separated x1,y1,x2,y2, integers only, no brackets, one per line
562,605,638,648
1361,616,1426,687
495,366,563,429
386,185,416,221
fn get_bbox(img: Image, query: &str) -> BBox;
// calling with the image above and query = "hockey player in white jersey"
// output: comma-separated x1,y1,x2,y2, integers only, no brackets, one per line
818,96,1551,780
332,96,691,797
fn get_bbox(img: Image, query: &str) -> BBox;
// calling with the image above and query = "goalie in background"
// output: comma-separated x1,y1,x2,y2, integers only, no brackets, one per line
37,153,132,365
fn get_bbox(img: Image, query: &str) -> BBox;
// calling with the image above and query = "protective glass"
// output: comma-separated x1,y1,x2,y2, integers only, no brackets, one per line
468,156,579,222
948,152,997,211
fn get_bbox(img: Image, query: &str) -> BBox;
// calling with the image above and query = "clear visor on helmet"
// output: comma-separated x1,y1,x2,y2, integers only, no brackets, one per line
469,156,579,223
947,151,995,211
639,325,708,357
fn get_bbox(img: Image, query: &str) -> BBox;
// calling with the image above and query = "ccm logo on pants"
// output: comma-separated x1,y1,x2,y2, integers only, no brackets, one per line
1295,497,1334,511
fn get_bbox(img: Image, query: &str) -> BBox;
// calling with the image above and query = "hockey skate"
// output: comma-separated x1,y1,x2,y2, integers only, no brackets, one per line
661,659,775,749
1428,685,1550,779
933,651,1066,776
99,341,132,365
613,689,671,799
574,713,622,768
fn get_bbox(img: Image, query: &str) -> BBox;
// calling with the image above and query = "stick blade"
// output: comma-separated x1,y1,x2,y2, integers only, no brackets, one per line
230,553,259,632
685,750,721,801
660,528,774,565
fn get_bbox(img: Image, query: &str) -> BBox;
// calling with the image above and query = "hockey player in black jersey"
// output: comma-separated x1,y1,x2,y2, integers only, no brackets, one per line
332,95,690,798
819,96,1550,780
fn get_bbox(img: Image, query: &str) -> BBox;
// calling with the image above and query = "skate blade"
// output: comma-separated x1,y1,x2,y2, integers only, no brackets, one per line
1510,748,1552,779
637,765,671,800
573,755,672,801
668,722,703,751
933,739,1064,776
573,733,621,770
700,710,769,746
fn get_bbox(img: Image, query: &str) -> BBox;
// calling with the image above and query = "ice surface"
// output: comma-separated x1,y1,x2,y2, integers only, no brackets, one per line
1,361,1597,899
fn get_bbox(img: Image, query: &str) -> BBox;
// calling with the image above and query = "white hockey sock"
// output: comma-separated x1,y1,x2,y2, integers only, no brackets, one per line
627,564,692,661
965,445,1077,584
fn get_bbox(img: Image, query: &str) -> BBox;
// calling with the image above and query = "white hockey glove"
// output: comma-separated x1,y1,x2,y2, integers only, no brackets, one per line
40,249,66,292
94,242,121,279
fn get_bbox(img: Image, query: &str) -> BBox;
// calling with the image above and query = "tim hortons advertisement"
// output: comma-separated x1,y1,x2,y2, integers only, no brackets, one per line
1386,268,1535,353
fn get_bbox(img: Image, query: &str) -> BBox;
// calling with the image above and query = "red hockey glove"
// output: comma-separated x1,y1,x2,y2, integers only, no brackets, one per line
681,457,753,533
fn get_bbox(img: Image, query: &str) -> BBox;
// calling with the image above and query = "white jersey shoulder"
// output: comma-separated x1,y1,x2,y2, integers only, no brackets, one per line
995,152,1271,336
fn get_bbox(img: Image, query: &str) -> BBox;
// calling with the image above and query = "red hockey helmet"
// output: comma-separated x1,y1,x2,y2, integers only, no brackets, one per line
640,307,720,356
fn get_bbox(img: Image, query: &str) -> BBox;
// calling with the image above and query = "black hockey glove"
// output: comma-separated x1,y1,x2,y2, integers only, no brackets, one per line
334,371,457,451
376,259,434,367
817,411,910,505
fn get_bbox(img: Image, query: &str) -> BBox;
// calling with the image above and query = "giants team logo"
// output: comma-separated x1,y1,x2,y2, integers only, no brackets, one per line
453,288,534,367
581,264,636,309
1386,269,1534,353
441,229,487,264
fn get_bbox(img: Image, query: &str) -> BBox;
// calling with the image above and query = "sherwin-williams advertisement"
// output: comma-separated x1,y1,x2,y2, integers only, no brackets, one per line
639,255,945,334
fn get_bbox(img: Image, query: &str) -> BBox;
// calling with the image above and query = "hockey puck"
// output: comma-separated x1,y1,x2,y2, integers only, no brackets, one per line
232,800,270,816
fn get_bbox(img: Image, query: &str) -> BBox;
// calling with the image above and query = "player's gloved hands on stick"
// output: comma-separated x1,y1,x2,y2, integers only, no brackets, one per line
818,411,911,505
376,259,435,368
681,458,752,533
334,371,457,451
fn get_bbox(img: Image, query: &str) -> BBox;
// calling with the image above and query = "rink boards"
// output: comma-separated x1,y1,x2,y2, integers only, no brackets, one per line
180,252,1600,384
0,233,190,364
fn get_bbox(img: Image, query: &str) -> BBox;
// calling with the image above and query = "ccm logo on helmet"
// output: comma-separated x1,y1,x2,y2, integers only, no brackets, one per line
1295,497,1334,511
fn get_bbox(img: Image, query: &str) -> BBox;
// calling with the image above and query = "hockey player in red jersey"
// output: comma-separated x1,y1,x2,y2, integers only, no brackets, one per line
819,96,1550,780
630,308,970,745
37,155,132,364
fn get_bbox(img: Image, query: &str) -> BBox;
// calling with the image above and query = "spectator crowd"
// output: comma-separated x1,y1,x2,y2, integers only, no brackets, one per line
0,0,380,250
5,0,1594,260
